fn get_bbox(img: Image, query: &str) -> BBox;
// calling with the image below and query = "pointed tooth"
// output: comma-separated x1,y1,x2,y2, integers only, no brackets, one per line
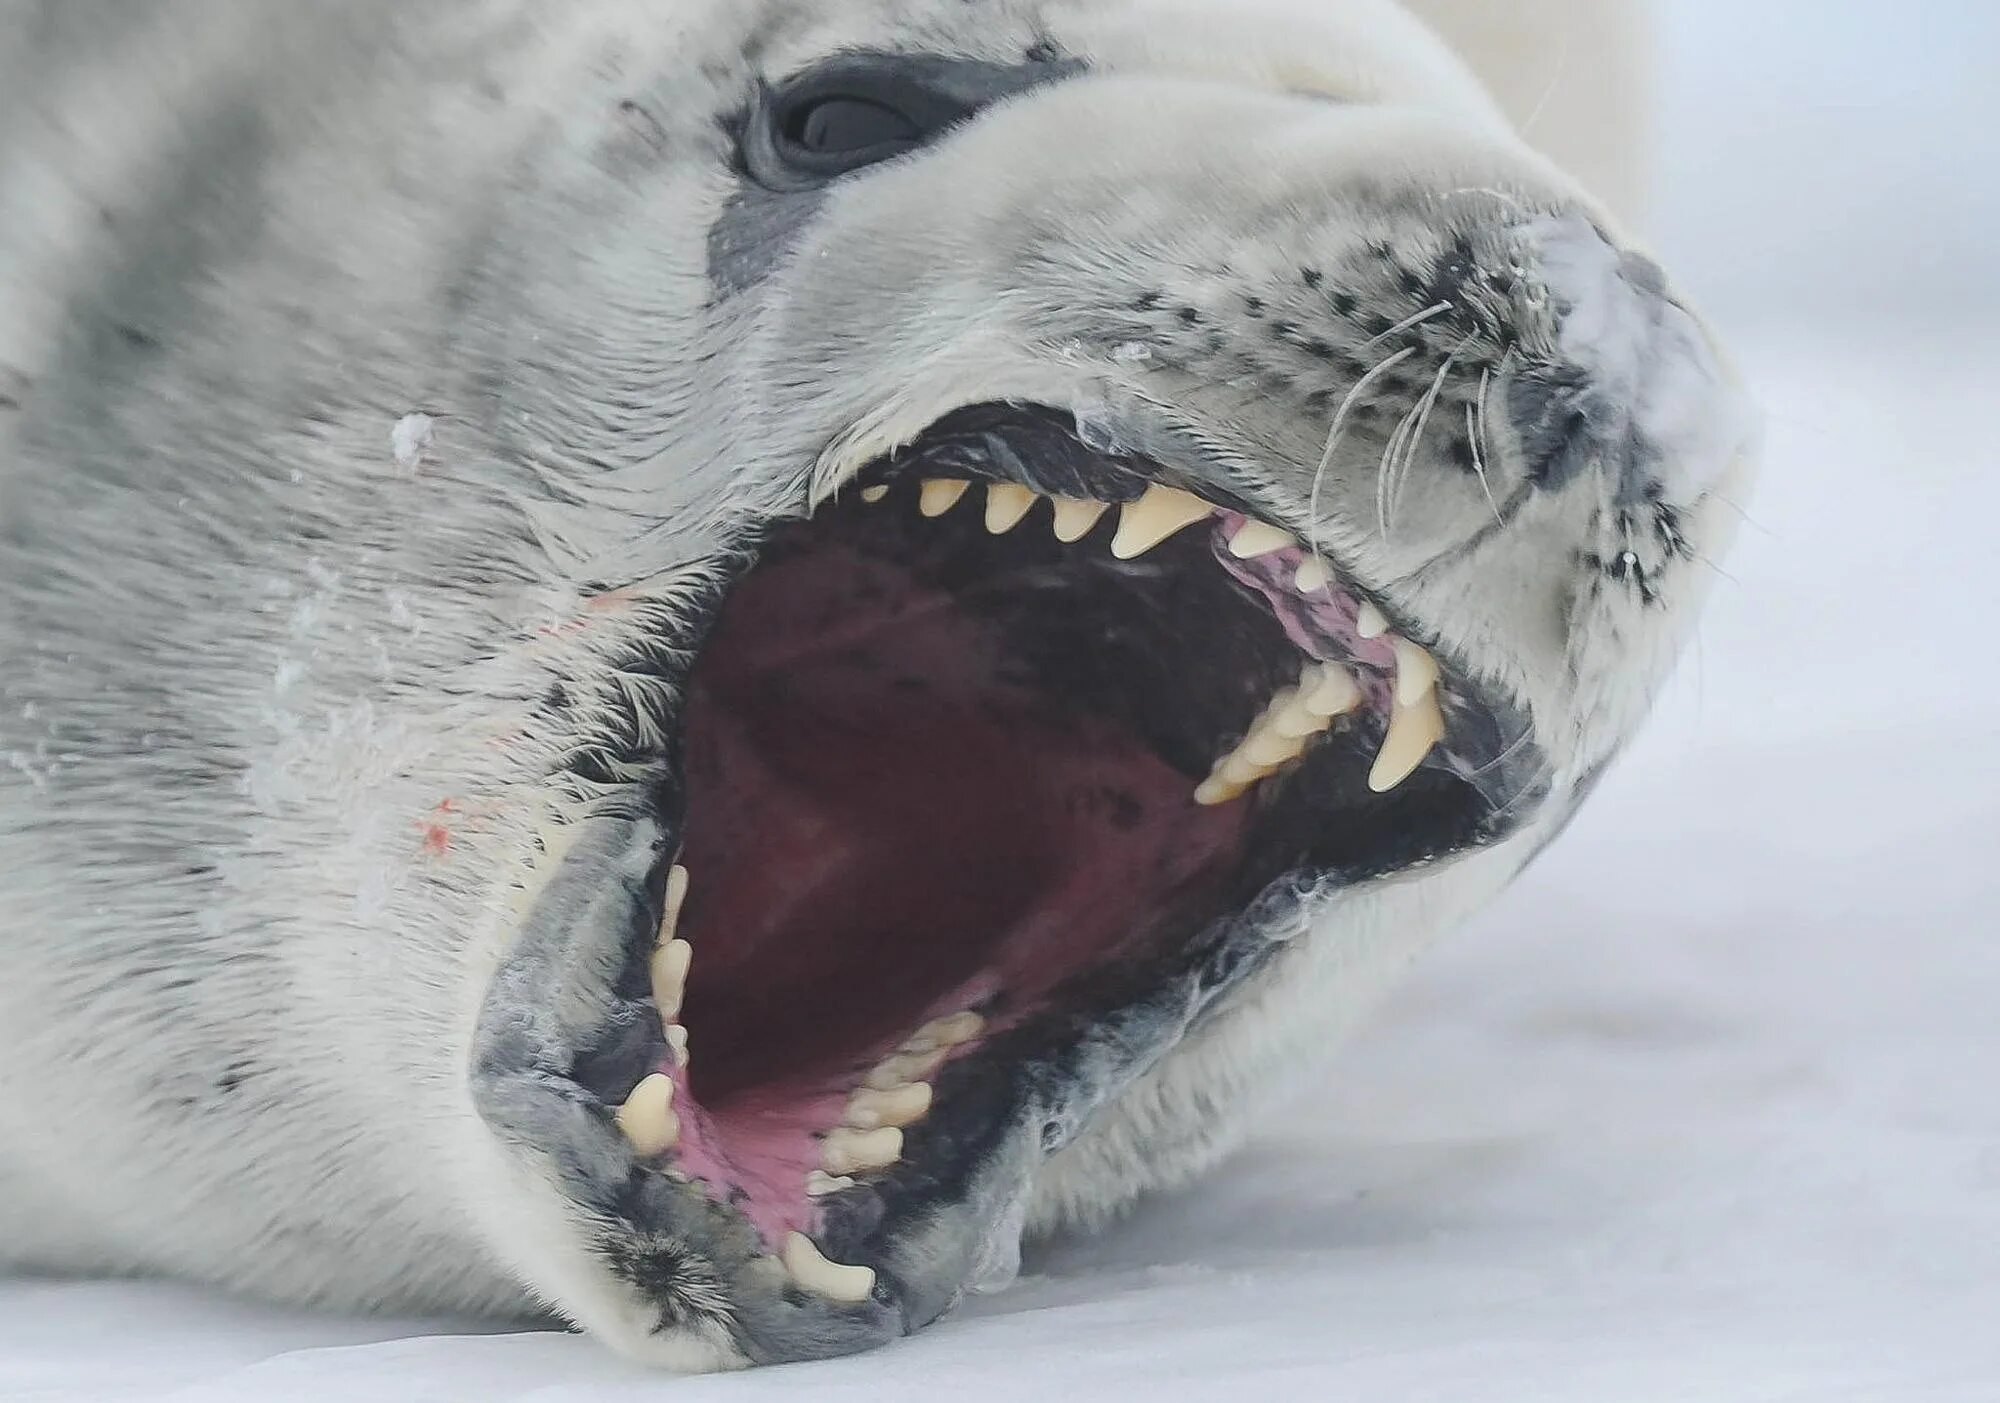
651,938,693,1021
1227,519,1298,559
1194,776,1250,806
846,1082,933,1130
859,485,890,503
660,864,689,940
1392,638,1440,705
615,1073,680,1157
821,1126,903,1176
783,1232,876,1304
913,1011,984,1049
1050,496,1109,543
863,1048,946,1092
805,1170,856,1198
1302,663,1362,717
666,1024,689,1067
1356,601,1391,639
1294,557,1331,594
1369,689,1446,793
983,483,1038,534
1271,690,1334,738
1218,751,1273,786
1242,726,1311,768
919,478,970,517
1110,486,1212,559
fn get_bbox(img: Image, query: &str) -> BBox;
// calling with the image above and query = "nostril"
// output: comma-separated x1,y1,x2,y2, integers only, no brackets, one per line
1506,218,1753,504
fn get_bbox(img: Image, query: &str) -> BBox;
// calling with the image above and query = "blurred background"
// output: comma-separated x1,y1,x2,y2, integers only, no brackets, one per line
2,5,1994,1400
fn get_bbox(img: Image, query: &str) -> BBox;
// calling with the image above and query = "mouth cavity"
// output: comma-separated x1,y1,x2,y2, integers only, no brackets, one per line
509,404,1541,1358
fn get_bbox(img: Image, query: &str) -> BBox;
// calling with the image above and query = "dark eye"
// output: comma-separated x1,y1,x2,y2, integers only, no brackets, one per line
785,96,923,157
741,57,989,190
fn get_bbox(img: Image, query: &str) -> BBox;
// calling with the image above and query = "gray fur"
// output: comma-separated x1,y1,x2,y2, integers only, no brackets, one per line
0,0,1754,1371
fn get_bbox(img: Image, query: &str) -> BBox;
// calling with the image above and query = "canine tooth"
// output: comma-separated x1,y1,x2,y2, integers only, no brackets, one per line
863,1049,946,1091
846,1082,933,1130
1392,638,1440,705
1050,496,1109,543
1356,601,1391,639
860,485,890,503
821,1126,903,1175
615,1073,680,1157
651,938,693,1021
919,478,970,517
666,1024,689,1067
1110,486,1211,559
1294,557,1331,593
1194,776,1250,806
1242,726,1310,768
1369,689,1446,793
783,1232,876,1304
660,863,689,939
1227,520,1297,559
805,1170,856,1198
1302,663,1362,717
984,483,1038,534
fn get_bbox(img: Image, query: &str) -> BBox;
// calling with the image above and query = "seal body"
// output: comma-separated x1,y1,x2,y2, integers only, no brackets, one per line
0,0,1750,1370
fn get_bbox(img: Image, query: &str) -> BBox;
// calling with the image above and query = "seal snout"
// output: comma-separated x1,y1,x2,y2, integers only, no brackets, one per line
1503,216,1756,503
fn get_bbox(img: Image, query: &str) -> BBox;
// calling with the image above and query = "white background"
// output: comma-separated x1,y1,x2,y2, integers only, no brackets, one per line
5,4,1997,1399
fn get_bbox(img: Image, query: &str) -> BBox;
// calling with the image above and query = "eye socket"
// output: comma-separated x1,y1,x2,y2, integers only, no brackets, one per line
745,61,985,189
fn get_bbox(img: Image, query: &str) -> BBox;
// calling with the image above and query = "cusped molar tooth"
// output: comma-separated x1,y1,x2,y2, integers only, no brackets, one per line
1302,663,1362,717
820,1126,903,1176
1050,496,1109,543
1226,519,1298,559
912,1011,984,1049
666,1023,689,1068
805,1170,856,1198
1110,485,1212,559
1391,637,1441,706
1294,557,1331,594
984,483,1039,534
919,478,970,518
615,1072,680,1158
863,1048,946,1092
846,1082,933,1130
859,484,890,503
783,1232,876,1304
1369,688,1446,793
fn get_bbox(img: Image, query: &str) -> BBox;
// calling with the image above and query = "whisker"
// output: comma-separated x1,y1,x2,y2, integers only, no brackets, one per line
1352,300,1453,356
1310,344,1417,559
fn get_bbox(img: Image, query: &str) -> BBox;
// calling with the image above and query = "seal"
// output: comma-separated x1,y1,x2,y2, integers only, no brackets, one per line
0,0,1755,1370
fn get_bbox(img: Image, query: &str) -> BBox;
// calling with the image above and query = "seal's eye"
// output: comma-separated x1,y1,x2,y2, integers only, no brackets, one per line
784,96,923,159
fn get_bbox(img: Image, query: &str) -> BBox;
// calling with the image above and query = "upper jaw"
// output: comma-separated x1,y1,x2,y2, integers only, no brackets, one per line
465,400,1552,1366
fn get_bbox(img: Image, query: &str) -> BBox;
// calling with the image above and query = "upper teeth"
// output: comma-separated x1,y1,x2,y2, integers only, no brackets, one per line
866,477,1453,801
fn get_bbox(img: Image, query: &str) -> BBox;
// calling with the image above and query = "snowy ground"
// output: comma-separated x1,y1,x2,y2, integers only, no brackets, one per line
6,339,1996,1403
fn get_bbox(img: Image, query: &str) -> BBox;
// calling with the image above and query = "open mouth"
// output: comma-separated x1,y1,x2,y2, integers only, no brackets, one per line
483,403,1545,1360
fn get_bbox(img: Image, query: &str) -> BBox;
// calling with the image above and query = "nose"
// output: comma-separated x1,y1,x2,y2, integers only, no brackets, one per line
1503,217,1750,504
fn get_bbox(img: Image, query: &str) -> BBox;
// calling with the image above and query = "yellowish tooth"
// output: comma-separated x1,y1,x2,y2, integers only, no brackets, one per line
805,1170,856,1198
651,938,693,1021
1227,519,1298,559
984,483,1039,534
1109,485,1212,559
1356,601,1391,639
1271,690,1334,739
1050,496,1109,543
783,1232,876,1304
919,478,970,517
1218,751,1273,786
615,1073,680,1157
820,1126,903,1176
1294,557,1331,594
860,484,890,503
913,1011,984,1049
1392,637,1440,706
1369,689,1446,793
666,1024,688,1067
1242,725,1310,768
863,1048,946,1092
846,1082,933,1130
1302,663,1362,717
660,864,690,940
1193,776,1250,806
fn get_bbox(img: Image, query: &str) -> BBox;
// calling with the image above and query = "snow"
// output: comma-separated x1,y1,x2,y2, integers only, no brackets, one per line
8,6,1999,1398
